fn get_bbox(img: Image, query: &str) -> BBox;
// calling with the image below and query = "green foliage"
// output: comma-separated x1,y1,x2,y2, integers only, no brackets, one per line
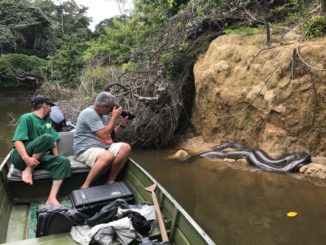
122,61,137,72
159,52,174,78
287,11,300,21
303,15,326,38
33,0,91,38
286,0,313,20
160,52,173,65
93,16,128,38
0,0,91,90
83,66,112,85
0,0,53,56
0,53,48,88
167,0,176,7
84,0,178,65
289,0,303,8
0,0,91,57
84,18,136,64
80,66,122,97
0,25,14,52
224,26,265,35
50,34,88,87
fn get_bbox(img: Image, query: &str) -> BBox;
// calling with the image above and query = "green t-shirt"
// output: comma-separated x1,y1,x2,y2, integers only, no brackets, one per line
12,112,59,144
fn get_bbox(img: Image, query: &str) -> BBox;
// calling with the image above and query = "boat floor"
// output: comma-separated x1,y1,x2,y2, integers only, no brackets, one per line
6,198,73,242
6,198,167,244
7,204,29,242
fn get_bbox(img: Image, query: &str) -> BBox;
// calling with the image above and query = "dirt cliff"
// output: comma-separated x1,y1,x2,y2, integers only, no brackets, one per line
191,33,325,157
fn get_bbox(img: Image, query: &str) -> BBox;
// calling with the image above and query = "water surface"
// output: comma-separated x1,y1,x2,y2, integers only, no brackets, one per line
132,150,326,245
0,100,29,157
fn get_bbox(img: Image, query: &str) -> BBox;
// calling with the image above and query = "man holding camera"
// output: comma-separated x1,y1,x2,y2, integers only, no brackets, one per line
73,91,131,188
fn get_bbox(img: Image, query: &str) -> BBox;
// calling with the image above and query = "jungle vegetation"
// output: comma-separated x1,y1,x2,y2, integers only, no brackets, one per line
0,0,325,147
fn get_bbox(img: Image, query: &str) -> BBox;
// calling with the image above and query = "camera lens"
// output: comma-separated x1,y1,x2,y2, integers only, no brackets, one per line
121,110,136,120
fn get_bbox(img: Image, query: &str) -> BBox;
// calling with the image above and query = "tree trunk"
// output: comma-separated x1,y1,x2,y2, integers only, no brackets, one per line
61,11,64,34
254,0,271,47
265,21,271,48
322,0,326,16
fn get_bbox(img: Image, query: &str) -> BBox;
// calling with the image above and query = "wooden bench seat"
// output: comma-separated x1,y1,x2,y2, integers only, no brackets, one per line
7,132,90,182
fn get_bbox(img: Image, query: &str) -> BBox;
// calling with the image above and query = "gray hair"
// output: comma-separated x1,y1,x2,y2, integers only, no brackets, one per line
94,92,115,106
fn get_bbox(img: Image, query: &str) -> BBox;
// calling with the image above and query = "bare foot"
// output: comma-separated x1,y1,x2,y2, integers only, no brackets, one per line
81,184,89,189
46,198,61,205
22,168,33,185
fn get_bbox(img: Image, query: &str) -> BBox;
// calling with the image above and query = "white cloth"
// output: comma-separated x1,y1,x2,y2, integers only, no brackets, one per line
70,205,156,245
91,217,134,245
75,143,122,167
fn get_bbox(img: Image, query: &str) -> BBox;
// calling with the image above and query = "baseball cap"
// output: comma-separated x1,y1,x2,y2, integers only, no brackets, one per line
31,95,56,109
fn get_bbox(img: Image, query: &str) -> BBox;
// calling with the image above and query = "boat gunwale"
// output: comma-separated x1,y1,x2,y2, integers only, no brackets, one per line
0,151,12,172
129,157,216,245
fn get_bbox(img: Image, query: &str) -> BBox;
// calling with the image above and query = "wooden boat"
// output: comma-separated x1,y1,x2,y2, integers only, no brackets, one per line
0,132,215,245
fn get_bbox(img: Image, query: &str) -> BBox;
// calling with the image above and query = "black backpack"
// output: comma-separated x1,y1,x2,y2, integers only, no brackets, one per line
36,205,88,237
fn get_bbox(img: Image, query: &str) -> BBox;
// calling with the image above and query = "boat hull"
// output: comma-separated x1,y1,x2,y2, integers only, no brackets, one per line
0,153,215,244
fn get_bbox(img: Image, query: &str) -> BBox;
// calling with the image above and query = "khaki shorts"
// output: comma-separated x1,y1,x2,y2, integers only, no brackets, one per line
75,143,122,167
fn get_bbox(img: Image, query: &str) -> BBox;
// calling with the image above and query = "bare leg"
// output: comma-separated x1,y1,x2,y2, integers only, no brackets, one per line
81,151,114,189
21,153,42,185
107,143,131,183
46,179,63,205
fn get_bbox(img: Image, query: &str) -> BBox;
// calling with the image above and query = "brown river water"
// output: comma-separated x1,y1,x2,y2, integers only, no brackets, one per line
1,95,326,245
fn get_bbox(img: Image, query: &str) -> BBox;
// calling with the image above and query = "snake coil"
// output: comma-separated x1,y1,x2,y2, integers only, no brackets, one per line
200,143,311,172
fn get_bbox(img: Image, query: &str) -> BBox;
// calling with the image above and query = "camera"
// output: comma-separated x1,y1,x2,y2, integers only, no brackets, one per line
114,105,135,120
121,110,136,120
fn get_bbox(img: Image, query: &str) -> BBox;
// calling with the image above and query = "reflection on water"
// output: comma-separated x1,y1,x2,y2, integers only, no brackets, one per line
132,150,326,245
0,100,30,158
1,99,326,245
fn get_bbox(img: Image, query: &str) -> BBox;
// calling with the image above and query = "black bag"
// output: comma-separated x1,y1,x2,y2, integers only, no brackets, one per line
86,199,129,227
70,182,134,215
125,211,152,236
36,205,88,237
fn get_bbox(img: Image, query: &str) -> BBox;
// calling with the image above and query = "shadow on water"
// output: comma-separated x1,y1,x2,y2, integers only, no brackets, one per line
1,97,326,245
132,149,326,245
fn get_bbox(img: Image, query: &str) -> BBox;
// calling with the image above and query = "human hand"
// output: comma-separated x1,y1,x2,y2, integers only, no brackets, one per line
112,106,122,119
23,156,40,168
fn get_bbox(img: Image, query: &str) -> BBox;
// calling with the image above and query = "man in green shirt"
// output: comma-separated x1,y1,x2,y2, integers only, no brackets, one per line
11,96,71,205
